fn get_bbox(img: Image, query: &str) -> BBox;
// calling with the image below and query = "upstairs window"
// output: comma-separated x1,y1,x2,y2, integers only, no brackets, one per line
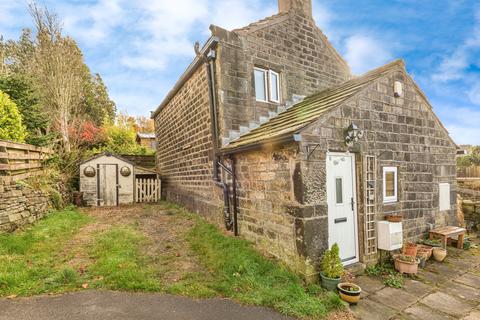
254,68,267,102
383,167,398,203
269,70,280,103
254,67,280,103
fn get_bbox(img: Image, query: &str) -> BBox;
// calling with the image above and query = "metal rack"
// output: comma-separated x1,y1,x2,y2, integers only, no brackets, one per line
364,155,377,255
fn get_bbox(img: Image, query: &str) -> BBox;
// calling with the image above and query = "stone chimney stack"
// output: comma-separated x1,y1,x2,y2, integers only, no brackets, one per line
278,0,312,18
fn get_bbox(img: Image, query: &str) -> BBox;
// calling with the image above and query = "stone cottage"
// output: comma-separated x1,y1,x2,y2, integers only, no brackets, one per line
153,0,457,279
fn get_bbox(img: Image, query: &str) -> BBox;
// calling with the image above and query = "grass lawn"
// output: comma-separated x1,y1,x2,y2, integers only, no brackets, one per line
0,203,346,319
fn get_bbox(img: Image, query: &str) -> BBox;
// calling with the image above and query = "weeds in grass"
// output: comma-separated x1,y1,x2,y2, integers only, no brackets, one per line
0,208,90,296
183,219,345,318
87,226,161,291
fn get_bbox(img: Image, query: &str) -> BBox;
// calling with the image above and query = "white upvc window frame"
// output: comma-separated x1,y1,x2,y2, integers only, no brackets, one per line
268,70,280,103
254,67,268,102
383,167,398,203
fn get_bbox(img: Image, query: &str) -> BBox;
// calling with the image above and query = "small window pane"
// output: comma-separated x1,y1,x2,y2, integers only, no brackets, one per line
270,72,279,102
385,172,395,197
336,177,343,204
254,69,266,101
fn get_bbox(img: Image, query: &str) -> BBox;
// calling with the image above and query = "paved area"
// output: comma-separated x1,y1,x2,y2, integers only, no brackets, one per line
351,245,480,320
0,291,293,320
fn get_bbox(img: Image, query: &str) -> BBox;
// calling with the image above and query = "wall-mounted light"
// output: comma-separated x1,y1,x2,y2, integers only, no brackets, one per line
345,123,364,147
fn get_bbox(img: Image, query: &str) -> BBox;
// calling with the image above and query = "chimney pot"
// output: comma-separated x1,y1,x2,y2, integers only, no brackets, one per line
278,0,312,18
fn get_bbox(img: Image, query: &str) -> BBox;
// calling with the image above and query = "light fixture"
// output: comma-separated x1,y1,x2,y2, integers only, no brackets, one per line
345,123,364,147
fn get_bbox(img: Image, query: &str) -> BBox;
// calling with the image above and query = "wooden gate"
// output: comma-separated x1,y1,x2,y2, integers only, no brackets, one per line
135,178,161,203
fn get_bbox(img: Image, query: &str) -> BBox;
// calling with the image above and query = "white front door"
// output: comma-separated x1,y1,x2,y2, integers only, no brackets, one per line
326,152,358,265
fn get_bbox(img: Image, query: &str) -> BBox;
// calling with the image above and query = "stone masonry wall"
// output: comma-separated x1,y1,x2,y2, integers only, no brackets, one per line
154,66,223,225
296,66,457,265
234,143,311,273
213,11,350,140
0,180,51,232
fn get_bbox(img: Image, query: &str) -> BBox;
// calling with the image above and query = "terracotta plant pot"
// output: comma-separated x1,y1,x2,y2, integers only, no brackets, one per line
417,245,433,260
393,254,420,274
433,247,447,262
385,214,402,223
404,242,418,257
320,273,341,291
337,283,361,305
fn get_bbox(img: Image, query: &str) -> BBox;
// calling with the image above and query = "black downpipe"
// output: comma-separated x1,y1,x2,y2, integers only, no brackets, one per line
230,156,238,236
203,47,235,232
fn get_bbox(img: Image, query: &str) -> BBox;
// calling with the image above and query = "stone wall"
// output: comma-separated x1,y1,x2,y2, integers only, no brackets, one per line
234,143,305,271
213,11,350,140
154,65,223,224
296,66,457,265
0,180,51,232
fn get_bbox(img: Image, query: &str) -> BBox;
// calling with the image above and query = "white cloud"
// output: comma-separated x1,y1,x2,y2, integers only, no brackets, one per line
210,0,275,31
468,83,480,105
55,0,125,45
432,8,480,82
446,125,480,145
343,35,393,74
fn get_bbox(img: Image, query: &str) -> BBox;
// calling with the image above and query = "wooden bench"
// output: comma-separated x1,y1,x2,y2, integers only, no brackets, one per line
429,226,466,249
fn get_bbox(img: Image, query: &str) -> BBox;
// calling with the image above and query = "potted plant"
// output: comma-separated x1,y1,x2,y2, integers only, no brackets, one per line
417,251,429,268
337,271,361,304
421,239,442,248
404,242,418,257
320,243,344,291
417,245,433,260
393,254,420,274
432,247,447,262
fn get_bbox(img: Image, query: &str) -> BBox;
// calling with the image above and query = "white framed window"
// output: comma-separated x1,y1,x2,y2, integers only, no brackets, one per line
254,68,268,102
269,70,280,103
254,67,281,103
439,183,450,211
383,167,398,203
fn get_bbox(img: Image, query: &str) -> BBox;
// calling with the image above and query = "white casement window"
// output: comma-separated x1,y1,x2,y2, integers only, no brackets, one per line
254,68,268,102
383,167,398,203
254,67,280,103
269,70,280,103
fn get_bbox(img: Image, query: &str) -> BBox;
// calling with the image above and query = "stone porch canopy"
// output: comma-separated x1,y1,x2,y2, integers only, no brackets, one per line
220,59,455,154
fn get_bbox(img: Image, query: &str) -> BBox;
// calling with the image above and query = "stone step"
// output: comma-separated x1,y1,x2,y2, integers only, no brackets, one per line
259,116,268,124
249,122,260,130
239,126,249,134
345,262,366,276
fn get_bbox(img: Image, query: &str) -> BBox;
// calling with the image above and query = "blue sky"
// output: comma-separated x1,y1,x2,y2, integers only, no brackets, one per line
1,0,479,144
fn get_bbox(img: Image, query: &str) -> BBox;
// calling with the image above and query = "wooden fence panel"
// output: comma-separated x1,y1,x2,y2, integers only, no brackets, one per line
0,139,53,182
135,177,161,203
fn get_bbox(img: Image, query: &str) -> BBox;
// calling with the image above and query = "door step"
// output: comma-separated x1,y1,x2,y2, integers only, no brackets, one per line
345,262,366,276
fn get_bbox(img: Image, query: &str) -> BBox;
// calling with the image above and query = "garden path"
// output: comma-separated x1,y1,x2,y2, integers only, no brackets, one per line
351,243,480,319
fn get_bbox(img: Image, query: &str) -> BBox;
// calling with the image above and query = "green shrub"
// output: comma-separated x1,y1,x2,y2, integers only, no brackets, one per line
320,244,344,279
0,90,28,142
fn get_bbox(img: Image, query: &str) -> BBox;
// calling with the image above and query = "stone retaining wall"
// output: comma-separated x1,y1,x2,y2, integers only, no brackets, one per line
0,180,51,232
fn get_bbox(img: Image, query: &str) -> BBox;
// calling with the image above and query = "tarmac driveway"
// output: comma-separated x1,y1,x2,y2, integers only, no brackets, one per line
0,290,293,320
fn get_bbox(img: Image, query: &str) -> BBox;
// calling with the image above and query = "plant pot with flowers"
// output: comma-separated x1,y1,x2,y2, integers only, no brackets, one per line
393,254,420,274
337,271,362,304
320,243,344,291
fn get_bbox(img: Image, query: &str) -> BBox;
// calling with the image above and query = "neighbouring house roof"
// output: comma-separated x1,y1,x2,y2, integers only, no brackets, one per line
137,133,156,139
221,60,406,154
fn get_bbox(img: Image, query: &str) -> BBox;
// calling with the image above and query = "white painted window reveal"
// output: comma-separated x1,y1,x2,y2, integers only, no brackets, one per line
439,183,450,211
383,167,398,203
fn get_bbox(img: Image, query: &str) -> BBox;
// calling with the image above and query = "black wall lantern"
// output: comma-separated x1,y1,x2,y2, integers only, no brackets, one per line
345,123,364,147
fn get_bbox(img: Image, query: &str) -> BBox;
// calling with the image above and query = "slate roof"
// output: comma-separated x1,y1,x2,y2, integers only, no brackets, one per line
221,59,405,153
232,12,289,34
